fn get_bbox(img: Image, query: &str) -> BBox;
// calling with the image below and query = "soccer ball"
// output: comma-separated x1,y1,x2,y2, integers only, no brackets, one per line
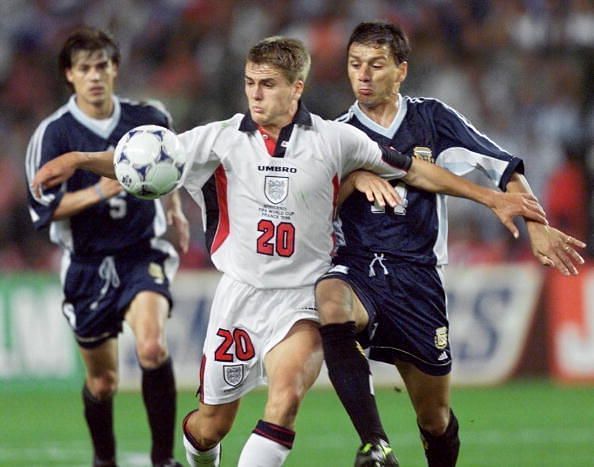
113,125,186,200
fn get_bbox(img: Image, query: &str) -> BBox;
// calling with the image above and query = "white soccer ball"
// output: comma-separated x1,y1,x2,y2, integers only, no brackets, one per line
113,125,186,200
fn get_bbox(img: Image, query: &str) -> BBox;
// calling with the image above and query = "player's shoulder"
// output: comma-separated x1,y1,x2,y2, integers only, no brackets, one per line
119,96,172,126
404,95,449,113
311,112,356,133
31,103,72,141
178,113,245,143
334,107,355,123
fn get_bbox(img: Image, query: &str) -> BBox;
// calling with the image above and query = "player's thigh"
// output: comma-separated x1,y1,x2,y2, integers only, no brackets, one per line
315,277,369,328
125,291,171,367
264,319,323,424
187,399,241,446
396,360,451,420
125,290,170,339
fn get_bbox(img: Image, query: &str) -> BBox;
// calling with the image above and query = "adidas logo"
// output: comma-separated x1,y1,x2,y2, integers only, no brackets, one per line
438,351,449,361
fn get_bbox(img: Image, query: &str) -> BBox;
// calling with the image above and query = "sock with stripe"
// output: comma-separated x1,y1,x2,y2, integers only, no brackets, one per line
237,419,295,466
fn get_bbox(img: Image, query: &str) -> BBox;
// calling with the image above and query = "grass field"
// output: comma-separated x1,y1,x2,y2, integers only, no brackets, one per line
1,379,593,466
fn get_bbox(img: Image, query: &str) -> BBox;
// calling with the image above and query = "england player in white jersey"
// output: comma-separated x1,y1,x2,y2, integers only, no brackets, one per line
31,36,548,467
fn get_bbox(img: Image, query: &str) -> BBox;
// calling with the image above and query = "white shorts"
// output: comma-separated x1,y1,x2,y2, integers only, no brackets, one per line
199,274,319,405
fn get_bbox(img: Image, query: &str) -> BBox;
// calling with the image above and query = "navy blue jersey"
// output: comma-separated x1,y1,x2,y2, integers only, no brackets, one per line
26,96,172,257
335,95,525,265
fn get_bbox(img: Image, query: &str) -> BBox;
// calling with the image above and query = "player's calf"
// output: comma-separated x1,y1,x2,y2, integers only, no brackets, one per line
182,410,222,467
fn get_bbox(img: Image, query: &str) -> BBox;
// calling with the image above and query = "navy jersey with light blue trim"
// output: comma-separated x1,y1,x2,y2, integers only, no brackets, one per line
26,97,171,257
335,95,525,265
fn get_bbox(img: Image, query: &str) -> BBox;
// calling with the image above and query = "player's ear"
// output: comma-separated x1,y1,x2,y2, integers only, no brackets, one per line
397,61,408,84
293,79,304,100
65,68,74,85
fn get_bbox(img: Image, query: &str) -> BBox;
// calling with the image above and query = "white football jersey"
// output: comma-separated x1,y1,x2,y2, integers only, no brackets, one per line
179,105,408,289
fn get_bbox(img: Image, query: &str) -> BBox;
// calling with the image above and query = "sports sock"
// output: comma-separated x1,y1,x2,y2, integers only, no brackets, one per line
418,409,460,467
182,412,221,467
82,384,116,464
237,420,294,467
320,322,388,444
141,357,177,464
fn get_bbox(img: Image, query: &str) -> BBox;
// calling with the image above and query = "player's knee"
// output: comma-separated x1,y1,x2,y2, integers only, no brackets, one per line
318,300,351,325
136,338,167,368
315,279,354,325
417,406,450,436
87,371,118,400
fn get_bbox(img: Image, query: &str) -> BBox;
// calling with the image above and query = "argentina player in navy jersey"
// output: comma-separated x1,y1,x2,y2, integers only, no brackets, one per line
25,28,187,467
315,21,586,467
335,95,525,266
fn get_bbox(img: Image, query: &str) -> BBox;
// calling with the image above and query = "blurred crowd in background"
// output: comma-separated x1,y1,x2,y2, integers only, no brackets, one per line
0,0,593,271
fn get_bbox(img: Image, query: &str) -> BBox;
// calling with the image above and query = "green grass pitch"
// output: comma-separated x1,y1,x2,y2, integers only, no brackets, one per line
1,379,593,466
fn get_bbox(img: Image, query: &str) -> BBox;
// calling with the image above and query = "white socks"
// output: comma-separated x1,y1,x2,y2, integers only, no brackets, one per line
237,432,291,467
183,434,221,467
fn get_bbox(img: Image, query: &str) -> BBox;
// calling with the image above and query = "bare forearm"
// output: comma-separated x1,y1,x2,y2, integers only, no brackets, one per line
53,186,104,220
503,172,541,232
404,158,497,208
337,174,357,206
77,151,116,178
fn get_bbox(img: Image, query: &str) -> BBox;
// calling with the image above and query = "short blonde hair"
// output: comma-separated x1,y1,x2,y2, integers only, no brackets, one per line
247,36,311,84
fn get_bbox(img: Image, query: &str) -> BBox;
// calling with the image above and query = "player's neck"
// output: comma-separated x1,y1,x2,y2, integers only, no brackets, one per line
259,109,296,140
75,96,114,120
358,100,398,129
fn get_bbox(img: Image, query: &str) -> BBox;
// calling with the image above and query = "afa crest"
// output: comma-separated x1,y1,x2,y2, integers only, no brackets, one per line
148,262,165,284
413,146,433,163
434,326,448,350
264,176,289,204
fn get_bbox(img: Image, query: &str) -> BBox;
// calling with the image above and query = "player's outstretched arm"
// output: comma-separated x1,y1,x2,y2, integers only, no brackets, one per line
338,170,402,208
164,190,190,253
506,172,586,275
403,158,548,238
31,150,115,197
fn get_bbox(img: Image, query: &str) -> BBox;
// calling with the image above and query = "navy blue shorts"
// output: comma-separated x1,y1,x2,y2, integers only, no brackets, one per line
61,241,178,349
319,253,451,376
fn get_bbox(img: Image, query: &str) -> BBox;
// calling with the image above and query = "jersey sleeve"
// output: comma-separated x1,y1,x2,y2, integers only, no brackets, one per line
433,101,524,191
336,122,411,179
25,122,67,230
177,120,228,212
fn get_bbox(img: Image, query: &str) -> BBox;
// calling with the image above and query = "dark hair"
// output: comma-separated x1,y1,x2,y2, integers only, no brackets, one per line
58,26,120,74
347,21,411,64
247,36,311,84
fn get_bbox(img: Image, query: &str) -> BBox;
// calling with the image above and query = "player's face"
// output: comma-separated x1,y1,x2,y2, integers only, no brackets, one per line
245,61,303,132
347,42,407,109
66,49,118,117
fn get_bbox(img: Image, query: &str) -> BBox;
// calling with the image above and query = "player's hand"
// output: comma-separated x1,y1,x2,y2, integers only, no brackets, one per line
490,192,548,239
165,193,190,254
31,152,80,198
349,170,403,208
97,177,123,199
526,223,586,275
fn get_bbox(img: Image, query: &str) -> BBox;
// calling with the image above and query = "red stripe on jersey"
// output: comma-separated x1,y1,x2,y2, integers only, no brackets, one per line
198,354,206,404
332,174,340,215
258,127,277,156
331,174,340,250
210,166,229,254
